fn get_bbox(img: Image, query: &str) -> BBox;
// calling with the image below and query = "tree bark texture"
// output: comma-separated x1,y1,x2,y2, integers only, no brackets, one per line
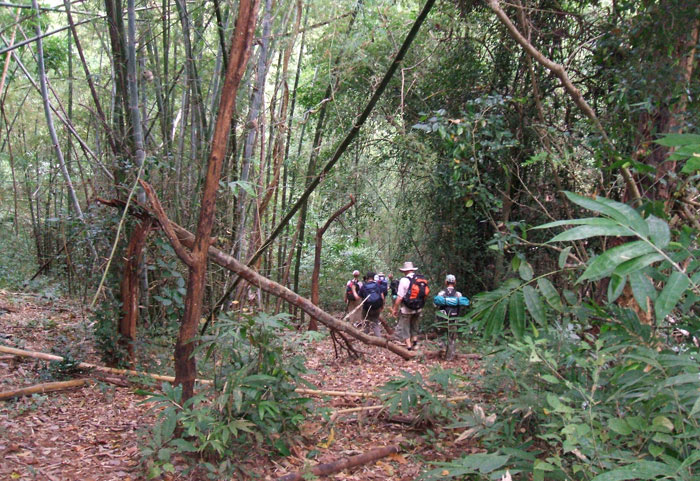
276,445,399,481
119,218,154,364
169,0,260,401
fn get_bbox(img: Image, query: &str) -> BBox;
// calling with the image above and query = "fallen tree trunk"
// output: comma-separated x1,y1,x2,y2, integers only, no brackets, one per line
0,345,213,384
166,219,416,360
96,196,416,360
277,445,399,481
0,379,89,400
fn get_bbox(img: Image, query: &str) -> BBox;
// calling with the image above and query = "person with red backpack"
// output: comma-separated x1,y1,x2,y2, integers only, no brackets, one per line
390,261,430,350
345,270,363,323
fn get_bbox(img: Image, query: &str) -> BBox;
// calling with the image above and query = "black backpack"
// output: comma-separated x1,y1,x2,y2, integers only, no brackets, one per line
441,286,460,317
361,281,384,311
402,274,430,310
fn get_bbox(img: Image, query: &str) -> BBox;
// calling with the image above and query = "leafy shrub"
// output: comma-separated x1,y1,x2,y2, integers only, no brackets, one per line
141,311,312,478
92,299,129,367
377,368,468,427
423,190,700,479
426,315,700,480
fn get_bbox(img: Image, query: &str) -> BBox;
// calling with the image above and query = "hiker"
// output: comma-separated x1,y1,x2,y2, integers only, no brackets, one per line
433,274,469,360
376,272,389,297
390,262,430,350
388,273,399,300
359,271,385,336
345,270,363,324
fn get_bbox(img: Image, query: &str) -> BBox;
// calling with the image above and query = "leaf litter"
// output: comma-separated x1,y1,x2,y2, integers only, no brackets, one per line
0,291,483,480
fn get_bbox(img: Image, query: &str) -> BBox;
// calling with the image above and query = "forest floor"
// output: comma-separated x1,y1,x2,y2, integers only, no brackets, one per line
0,290,486,480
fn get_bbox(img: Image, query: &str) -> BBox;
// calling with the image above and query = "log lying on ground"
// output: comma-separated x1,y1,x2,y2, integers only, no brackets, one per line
0,345,213,385
97,196,417,360
277,445,399,481
168,222,417,360
0,379,89,400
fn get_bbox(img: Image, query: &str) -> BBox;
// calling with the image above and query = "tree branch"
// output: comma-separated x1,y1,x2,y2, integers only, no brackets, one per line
485,0,642,205
139,180,194,266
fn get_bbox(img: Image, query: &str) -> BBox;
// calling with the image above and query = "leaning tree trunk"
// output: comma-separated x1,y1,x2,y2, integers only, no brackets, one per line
309,196,355,330
142,0,260,402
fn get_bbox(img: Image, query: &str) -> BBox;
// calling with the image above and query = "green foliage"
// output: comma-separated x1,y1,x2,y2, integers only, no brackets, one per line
0,225,37,289
92,298,129,367
431,188,700,479
467,191,699,338
377,368,466,427
141,311,312,478
435,318,700,480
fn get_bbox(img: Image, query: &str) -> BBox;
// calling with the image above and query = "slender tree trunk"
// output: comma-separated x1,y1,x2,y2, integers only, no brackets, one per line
142,0,260,402
32,0,97,261
119,218,153,365
235,0,274,261
309,196,355,330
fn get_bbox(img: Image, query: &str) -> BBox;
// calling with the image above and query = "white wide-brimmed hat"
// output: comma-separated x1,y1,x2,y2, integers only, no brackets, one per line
398,261,418,272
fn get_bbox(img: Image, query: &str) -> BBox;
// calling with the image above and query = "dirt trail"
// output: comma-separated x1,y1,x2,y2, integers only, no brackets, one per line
0,290,482,480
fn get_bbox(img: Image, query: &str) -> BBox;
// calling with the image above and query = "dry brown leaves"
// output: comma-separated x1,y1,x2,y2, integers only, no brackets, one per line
0,292,482,480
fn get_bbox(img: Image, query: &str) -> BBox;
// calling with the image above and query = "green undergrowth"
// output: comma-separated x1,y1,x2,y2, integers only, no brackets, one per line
139,312,314,479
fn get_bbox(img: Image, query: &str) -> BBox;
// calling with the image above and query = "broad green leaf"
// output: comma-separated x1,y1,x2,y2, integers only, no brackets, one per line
537,278,563,311
655,271,690,322
579,241,656,282
558,246,572,268
629,271,657,310
607,274,626,303
679,449,700,470
660,373,700,388
563,192,647,235
563,289,578,305
651,416,674,432
536,217,629,230
485,300,507,338
511,256,521,272
646,215,670,248
690,396,700,417
563,192,632,224
680,155,700,174
590,461,675,481
654,133,700,147
608,418,633,436
523,285,546,324
593,196,649,236
519,261,533,281
613,253,665,277
549,225,635,242
540,374,559,384
508,291,526,338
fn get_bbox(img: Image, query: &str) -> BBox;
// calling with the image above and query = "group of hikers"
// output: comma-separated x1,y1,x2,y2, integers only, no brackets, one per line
345,261,469,354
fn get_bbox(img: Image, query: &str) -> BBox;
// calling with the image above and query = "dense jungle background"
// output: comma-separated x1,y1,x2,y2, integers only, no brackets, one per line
1,0,700,479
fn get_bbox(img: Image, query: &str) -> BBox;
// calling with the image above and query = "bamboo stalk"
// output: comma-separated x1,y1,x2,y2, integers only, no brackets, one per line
0,379,89,400
0,345,212,385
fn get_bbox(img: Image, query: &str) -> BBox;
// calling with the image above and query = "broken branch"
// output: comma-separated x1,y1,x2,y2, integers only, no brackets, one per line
0,379,89,400
277,445,399,481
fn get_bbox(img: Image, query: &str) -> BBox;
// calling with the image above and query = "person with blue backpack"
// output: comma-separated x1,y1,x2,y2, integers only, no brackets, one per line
359,271,385,336
433,274,469,360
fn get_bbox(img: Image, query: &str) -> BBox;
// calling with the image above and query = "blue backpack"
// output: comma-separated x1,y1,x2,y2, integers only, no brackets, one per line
433,287,469,316
361,281,384,311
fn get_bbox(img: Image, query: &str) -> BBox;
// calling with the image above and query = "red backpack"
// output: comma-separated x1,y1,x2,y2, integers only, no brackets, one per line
402,274,429,310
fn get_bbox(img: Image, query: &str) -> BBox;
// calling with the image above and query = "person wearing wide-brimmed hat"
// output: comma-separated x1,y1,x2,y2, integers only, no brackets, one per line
390,261,426,349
